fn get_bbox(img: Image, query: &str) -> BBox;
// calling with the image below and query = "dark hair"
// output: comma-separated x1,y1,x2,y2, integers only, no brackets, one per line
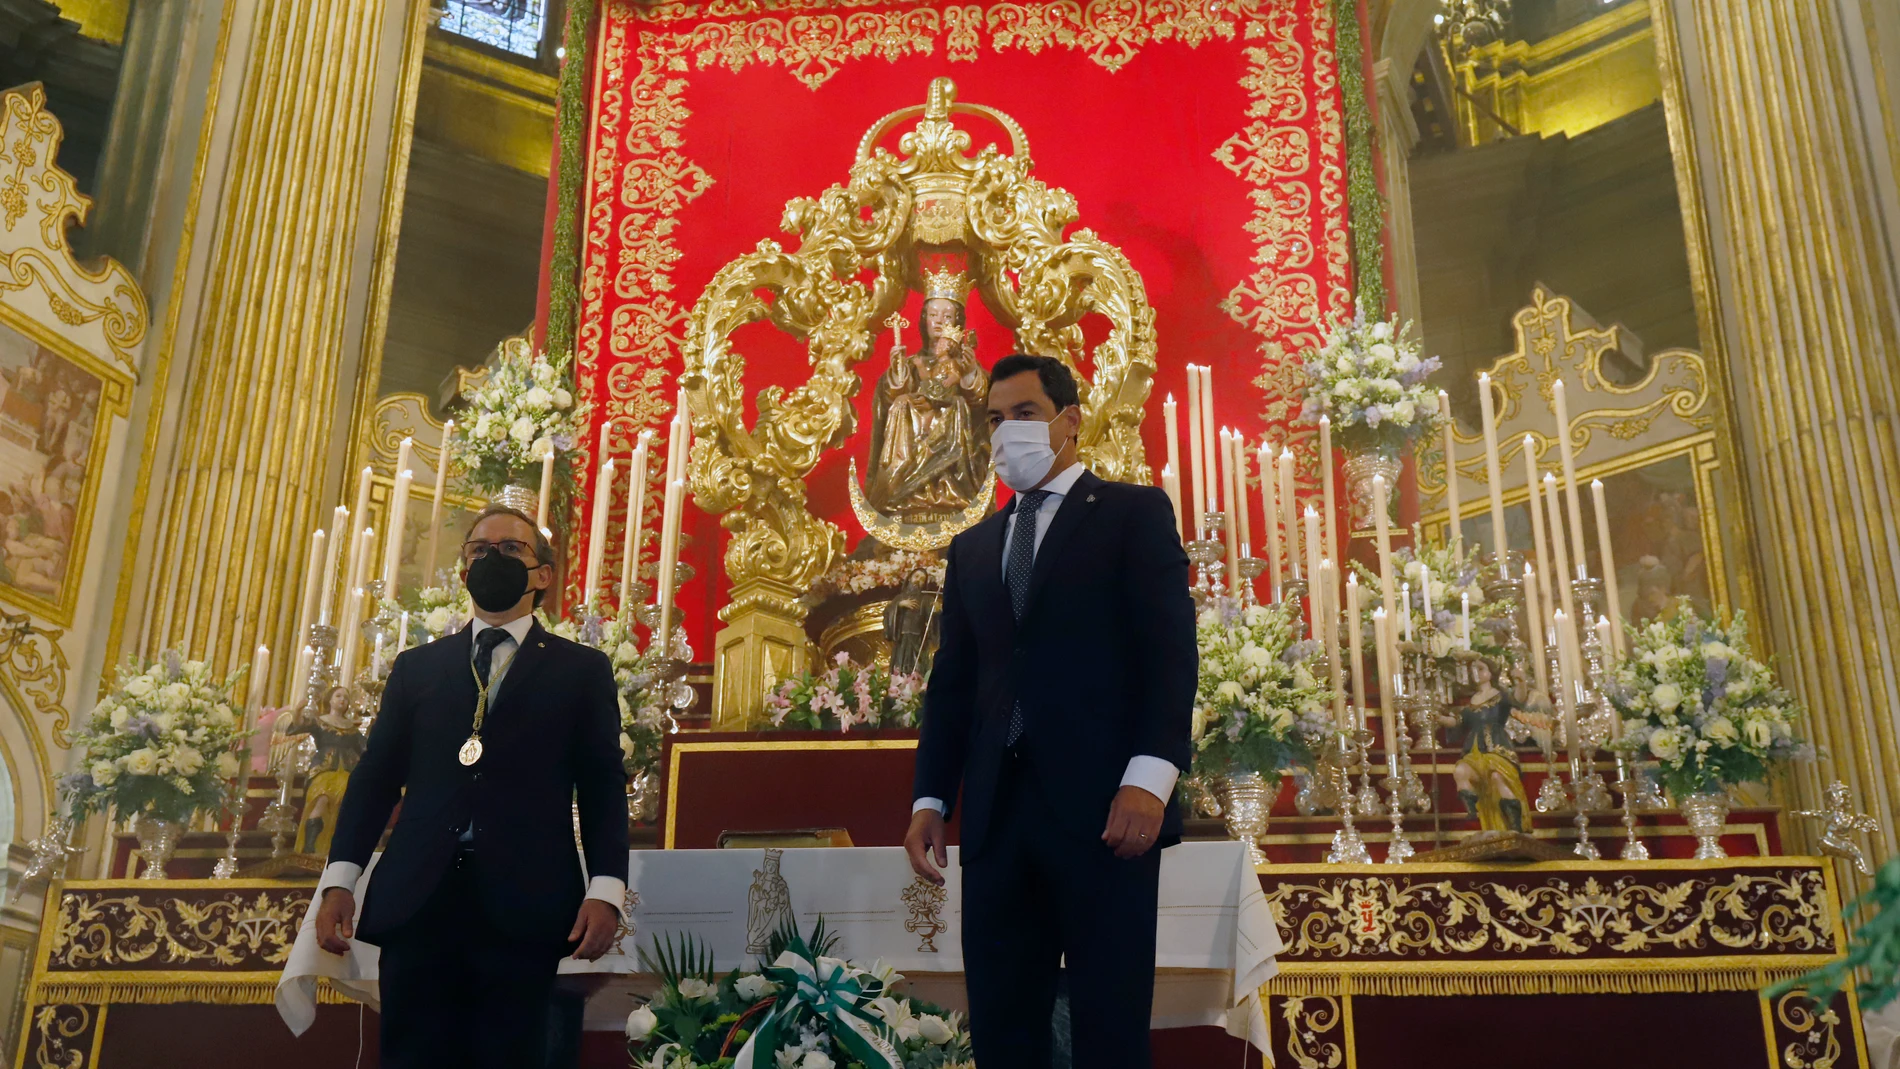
463,505,556,606
988,353,1079,410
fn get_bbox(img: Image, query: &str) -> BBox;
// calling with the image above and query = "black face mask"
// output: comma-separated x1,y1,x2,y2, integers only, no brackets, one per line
465,552,533,612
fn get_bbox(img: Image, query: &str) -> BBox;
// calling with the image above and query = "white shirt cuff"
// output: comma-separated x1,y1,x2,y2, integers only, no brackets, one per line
316,861,363,898
587,875,628,918
912,797,946,815
1121,755,1180,804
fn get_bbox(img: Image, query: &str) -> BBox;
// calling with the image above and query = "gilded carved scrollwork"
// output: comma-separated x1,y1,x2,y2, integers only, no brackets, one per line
683,77,1157,620
49,888,307,971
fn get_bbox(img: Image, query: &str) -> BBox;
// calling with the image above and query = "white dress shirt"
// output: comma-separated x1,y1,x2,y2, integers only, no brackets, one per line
914,463,1181,815
317,614,627,916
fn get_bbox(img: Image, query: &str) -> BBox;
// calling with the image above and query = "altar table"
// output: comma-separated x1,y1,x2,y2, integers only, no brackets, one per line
273,841,1280,1052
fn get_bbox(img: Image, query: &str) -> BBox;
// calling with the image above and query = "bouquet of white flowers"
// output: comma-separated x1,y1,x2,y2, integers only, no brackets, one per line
765,653,925,732
627,922,973,1069
1191,601,1333,783
1350,530,1515,670
1298,308,1443,454
1605,602,1806,798
64,651,249,825
398,582,472,641
446,340,588,497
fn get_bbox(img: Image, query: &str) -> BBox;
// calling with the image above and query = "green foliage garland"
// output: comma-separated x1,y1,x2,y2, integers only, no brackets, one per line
1334,0,1388,315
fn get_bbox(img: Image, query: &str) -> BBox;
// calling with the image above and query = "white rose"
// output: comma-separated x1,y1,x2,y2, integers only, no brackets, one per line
619,732,636,760
209,704,235,728
1648,728,1683,762
524,386,553,411
151,710,177,733
90,760,118,787
472,415,493,441
124,677,154,699
1651,683,1683,713
801,1053,835,1069
917,1014,955,1044
1370,342,1396,362
1242,605,1269,627
1391,400,1416,426
1744,717,1774,748
123,748,158,775
425,607,453,634
675,977,714,1001
615,641,641,664
1239,644,1271,669
1191,704,1209,740
734,974,776,1001
159,682,191,711
171,746,205,775
625,1005,658,1039
509,416,536,444
108,706,129,729
1703,716,1738,744
1335,355,1354,374
1371,321,1392,341
532,360,557,386
215,751,241,779
552,387,574,409
1216,680,1245,702
486,416,508,441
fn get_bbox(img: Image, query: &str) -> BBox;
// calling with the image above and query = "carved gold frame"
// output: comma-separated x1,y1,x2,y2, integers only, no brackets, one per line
682,78,1157,726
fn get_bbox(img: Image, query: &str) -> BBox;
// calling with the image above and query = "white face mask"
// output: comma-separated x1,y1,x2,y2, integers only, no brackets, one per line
990,414,1069,492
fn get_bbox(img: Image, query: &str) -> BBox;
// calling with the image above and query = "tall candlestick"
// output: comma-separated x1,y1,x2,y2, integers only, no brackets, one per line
1347,574,1366,731
1543,472,1577,624
1323,559,1345,725
620,432,653,615
1524,437,1554,625
1319,415,1338,571
339,526,374,679
1439,390,1463,549
1279,449,1300,580
319,506,347,625
294,529,325,648
1421,565,1435,626
1590,478,1625,656
1401,583,1413,642
1554,609,1584,778
287,645,313,713
345,467,373,596
584,458,615,604
654,478,686,653
536,444,555,529
1373,473,1396,622
1595,616,1613,670
1461,592,1472,649
1478,372,1508,571
337,586,364,685
1163,394,1185,538
1161,464,1183,543
1219,429,1240,587
1303,507,1322,608
1198,366,1219,516
397,612,411,656
1233,436,1252,552
1552,380,1590,581
1184,373,1206,531
382,468,413,598
1524,564,1550,694
245,645,270,716
394,438,414,492
1373,608,1397,755
1259,443,1280,598
425,420,452,582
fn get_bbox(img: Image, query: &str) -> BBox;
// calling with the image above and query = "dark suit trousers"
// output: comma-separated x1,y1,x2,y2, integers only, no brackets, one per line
961,754,1163,1069
374,851,569,1069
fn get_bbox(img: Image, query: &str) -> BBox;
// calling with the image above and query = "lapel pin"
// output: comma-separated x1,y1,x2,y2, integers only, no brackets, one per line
538,642,546,647
1087,494,1096,503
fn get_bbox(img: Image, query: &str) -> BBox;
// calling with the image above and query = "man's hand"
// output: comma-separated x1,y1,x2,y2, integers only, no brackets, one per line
1102,785,1165,859
905,808,949,885
568,899,620,961
314,889,356,955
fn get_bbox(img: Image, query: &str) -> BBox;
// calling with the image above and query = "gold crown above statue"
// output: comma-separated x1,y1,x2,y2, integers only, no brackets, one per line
922,265,972,305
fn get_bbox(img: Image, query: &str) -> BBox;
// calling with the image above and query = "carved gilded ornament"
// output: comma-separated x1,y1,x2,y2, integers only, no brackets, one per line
49,889,305,971
681,78,1157,614
1423,286,1713,499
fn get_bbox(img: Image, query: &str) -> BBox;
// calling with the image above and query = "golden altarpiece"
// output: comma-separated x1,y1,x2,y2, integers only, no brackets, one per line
682,78,1157,728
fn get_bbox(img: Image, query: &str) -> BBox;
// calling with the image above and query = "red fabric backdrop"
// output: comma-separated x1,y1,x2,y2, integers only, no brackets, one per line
574,0,1354,652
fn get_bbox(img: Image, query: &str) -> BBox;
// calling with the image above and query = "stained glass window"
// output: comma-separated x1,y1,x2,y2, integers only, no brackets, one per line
439,0,548,60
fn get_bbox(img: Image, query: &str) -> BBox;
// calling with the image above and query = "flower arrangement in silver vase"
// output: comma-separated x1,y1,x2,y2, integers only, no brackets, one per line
445,339,589,498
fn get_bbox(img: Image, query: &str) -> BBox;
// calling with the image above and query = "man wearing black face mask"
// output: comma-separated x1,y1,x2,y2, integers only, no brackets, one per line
906,355,1196,1069
311,506,627,1069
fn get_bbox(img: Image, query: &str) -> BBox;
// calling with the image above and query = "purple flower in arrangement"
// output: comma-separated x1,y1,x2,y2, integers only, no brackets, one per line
1364,405,1386,428
121,715,159,741
1683,617,1701,645
58,771,89,793
1705,656,1729,698
1432,609,1455,633
1283,639,1320,665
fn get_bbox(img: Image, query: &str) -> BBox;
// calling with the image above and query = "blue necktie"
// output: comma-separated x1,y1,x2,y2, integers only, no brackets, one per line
1005,490,1050,746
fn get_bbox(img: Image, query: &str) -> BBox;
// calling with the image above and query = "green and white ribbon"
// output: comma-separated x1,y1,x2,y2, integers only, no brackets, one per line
732,936,902,1069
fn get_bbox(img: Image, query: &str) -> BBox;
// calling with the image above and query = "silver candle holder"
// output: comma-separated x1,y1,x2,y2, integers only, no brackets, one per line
1187,513,1229,606
1325,727,1374,864
1381,753,1414,864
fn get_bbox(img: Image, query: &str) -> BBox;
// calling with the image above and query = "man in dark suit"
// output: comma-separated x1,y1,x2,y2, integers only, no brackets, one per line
312,505,628,1069
905,354,1197,1069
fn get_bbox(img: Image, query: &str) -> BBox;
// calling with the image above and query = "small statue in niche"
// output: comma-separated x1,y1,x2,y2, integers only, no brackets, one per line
883,570,941,680
1437,658,1550,834
865,267,987,523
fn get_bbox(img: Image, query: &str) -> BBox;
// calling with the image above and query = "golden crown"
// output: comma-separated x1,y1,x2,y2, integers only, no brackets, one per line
922,264,972,305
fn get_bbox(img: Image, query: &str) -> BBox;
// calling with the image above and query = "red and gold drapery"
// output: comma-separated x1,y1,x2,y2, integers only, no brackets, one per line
572,0,1353,651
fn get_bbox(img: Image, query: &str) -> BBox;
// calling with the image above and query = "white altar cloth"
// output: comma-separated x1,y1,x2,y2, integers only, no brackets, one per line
277,841,1279,1053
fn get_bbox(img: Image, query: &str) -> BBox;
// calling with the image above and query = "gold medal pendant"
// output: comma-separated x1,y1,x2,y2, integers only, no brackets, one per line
458,735,484,766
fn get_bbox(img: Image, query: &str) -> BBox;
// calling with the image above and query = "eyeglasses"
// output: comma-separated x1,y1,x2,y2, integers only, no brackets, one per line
461,538,539,564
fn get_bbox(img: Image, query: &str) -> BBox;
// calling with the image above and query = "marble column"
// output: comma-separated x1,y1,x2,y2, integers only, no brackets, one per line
1656,0,1900,878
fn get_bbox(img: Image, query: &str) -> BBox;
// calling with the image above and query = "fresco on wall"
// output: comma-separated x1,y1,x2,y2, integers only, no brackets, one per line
0,321,104,619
